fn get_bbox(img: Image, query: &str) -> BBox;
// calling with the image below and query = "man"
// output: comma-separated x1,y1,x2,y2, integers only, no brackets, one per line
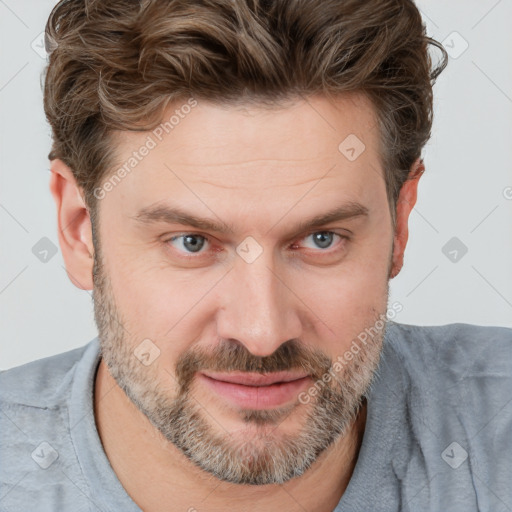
1,0,511,511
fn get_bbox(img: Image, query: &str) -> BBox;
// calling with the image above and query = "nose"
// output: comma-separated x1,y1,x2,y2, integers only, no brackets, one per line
215,248,303,357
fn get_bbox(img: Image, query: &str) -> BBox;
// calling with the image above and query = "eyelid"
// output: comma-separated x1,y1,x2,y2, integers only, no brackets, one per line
301,228,351,239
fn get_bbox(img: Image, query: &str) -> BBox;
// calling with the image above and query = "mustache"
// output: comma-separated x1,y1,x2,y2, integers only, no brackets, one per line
175,339,333,393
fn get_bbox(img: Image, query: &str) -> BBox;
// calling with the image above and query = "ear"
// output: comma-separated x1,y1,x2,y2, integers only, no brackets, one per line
389,158,424,279
49,159,95,290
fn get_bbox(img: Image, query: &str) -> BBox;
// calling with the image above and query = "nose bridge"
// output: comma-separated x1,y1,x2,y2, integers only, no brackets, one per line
216,247,301,357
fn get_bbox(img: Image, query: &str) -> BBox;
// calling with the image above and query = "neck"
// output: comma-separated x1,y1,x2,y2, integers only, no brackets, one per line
94,358,366,512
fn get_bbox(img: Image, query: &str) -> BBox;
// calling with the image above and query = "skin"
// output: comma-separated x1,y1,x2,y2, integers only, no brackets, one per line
50,93,422,512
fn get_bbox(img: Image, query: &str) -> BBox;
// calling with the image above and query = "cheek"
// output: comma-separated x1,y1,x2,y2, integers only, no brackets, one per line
99,237,169,328
296,235,391,353
299,264,388,339
108,265,203,331
102,240,223,356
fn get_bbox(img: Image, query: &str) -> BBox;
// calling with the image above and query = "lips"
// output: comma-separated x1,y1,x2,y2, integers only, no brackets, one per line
200,370,310,387
198,370,311,409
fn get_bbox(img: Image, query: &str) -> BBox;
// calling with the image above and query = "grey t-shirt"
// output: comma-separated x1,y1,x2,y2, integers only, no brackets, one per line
1,321,511,512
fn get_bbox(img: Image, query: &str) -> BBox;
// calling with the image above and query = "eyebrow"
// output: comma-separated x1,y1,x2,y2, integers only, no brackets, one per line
131,201,369,235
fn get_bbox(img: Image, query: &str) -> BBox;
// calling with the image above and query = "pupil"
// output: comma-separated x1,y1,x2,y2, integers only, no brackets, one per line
314,232,332,249
184,235,204,252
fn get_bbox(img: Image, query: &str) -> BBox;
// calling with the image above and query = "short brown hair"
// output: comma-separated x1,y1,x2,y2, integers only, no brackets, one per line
43,0,447,227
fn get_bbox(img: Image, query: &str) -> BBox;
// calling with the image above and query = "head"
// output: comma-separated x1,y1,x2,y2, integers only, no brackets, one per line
46,0,447,485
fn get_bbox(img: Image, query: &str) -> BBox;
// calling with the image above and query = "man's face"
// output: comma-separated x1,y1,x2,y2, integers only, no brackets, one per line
92,94,394,485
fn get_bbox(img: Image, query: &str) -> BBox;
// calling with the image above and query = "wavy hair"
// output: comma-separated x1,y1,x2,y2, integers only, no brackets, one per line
43,0,448,225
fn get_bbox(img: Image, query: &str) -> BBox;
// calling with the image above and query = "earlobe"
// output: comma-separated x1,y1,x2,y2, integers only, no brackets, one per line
49,159,95,290
389,158,424,279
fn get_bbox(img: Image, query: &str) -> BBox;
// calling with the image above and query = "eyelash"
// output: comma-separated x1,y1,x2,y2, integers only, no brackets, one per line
163,231,348,260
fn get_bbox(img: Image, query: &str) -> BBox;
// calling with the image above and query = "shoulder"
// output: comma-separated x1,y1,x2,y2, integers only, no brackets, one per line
0,341,96,408
378,323,512,508
384,321,512,452
381,321,512,440
385,321,512,383
0,340,100,508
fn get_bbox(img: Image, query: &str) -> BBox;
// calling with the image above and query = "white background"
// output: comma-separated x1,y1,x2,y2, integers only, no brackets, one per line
1,0,511,370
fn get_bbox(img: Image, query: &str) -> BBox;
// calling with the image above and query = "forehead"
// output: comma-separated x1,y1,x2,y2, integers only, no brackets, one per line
104,93,385,226
129,93,379,167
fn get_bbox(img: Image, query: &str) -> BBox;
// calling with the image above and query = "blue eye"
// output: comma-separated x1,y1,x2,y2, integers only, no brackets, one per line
165,230,346,260
302,231,340,250
168,234,209,254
